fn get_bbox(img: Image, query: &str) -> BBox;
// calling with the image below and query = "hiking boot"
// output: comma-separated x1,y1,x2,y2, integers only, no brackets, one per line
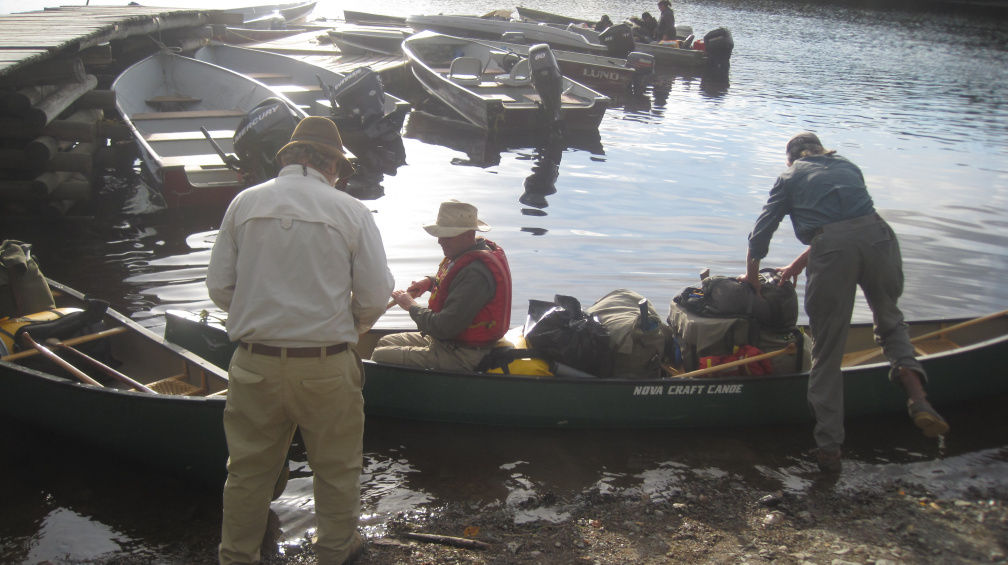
815,447,842,474
908,399,949,438
340,532,365,565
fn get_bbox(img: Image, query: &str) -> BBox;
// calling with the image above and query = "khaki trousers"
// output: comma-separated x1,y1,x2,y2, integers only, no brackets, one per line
371,332,490,372
804,214,925,451
219,345,365,565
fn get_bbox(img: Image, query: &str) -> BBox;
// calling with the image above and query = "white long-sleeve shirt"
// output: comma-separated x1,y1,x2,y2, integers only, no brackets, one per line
207,165,394,346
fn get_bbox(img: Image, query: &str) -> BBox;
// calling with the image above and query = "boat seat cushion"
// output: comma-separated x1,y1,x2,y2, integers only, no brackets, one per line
495,58,531,87
448,56,483,85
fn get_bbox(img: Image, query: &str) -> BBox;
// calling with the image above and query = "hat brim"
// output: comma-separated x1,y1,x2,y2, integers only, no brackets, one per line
276,140,355,178
422,220,491,237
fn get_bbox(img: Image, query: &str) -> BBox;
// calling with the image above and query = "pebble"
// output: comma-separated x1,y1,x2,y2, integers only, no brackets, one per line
762,511,785,527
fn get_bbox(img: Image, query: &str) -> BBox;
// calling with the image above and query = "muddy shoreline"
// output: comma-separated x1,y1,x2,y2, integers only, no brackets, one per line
97,471,1008,565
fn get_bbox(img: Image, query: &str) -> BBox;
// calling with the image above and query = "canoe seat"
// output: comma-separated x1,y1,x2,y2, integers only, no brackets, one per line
913,338,959,356
148,363,207,396
448,56,483,86
495,58,531,87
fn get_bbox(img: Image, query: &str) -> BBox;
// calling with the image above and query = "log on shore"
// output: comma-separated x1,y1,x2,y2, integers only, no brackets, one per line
0,108,104,142
24,74,99,129
1,85,58,116
0,171,92,201
0,146,95,173
0,57,86,88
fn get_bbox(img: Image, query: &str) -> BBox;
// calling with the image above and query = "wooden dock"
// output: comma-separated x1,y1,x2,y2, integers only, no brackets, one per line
0,6,220,76
0,5,409,215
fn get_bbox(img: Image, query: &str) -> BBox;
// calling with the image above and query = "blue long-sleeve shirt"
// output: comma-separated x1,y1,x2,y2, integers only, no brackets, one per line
747,154,876,260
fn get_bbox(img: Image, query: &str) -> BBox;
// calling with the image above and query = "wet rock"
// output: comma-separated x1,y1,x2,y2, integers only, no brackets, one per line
762,511,785,527
758,491,784,507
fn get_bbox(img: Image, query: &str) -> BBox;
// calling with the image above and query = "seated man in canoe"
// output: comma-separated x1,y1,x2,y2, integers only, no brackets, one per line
373,200,513,371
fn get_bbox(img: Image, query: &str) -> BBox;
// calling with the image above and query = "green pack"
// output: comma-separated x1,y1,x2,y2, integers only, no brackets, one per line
0,240,56,319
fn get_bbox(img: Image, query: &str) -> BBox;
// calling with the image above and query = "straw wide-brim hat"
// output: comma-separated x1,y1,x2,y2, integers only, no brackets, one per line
423,200,491,237
276,116,354,177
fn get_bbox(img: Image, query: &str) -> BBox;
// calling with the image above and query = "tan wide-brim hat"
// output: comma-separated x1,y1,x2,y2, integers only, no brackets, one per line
276,116,354,178
423,200,491,237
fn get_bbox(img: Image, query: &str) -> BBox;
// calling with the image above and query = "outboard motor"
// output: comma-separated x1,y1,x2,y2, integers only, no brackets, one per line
528,43,564,136
625,51,655,97
231,97,301,184
703,27,734,75
599,23,635,59
327,67,386,130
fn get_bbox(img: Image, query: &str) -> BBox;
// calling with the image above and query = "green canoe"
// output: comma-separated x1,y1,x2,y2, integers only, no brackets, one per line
1,281,231,485
165,307,1008,428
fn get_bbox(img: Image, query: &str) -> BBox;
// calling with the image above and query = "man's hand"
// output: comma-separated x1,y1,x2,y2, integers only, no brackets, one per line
779,248,811,286
391,289,418,311
406,277,433,298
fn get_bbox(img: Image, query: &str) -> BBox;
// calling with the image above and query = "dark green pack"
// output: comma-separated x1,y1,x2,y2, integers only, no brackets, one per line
0,240,56,319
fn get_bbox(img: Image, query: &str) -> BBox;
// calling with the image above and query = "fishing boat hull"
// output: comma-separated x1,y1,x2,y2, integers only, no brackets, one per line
193,43,410,152
0,281,231,484
342,10,409,27
516,7,730,71
634,41,708,69
164,308,1008,429
327,26,409,56
402,31,609,132
468,38,638,92
112,51,309,208
406,14,611,55
515,6,595,27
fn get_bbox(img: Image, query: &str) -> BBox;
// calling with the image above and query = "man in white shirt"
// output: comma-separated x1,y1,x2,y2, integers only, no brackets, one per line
207,117,394,565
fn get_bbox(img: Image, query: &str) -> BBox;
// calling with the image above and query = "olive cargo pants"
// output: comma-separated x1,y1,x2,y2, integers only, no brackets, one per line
804,213,925,451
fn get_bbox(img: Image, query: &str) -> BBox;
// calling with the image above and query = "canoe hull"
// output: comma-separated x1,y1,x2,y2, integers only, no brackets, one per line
165,309,1008,429
1,281,231,484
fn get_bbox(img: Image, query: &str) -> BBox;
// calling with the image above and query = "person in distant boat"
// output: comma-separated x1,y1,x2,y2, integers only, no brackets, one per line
208,116,394,565
595,14,614,32
740,132,949,474
630,11,659,42
373,200,513,372
656,0,677,41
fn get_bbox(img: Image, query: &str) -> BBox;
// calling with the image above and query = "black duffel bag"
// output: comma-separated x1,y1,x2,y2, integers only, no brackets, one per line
524,295,613,378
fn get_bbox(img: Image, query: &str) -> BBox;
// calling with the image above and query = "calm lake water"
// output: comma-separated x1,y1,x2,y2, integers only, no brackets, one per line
2,0,1008,562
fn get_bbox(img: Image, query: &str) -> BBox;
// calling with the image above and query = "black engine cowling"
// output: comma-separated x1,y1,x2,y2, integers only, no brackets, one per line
625,51,655,96
232,98,301,184
703,28,734,74
528,43,563,134
328,67,386,129
599,23,636,59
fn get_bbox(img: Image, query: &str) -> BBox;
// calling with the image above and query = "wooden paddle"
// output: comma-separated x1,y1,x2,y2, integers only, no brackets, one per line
842,307,1008,367
20,332,103,387
668,342,797,379
1,326,127,362
50,340,157,394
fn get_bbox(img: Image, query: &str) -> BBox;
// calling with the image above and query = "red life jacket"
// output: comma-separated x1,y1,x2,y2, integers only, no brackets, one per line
428,239,512,347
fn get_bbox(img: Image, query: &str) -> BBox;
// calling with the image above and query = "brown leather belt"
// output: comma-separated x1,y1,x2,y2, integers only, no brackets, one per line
240,341,347,357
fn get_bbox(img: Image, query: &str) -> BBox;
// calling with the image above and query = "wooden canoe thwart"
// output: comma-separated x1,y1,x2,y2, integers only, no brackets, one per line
164,307,1008,429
